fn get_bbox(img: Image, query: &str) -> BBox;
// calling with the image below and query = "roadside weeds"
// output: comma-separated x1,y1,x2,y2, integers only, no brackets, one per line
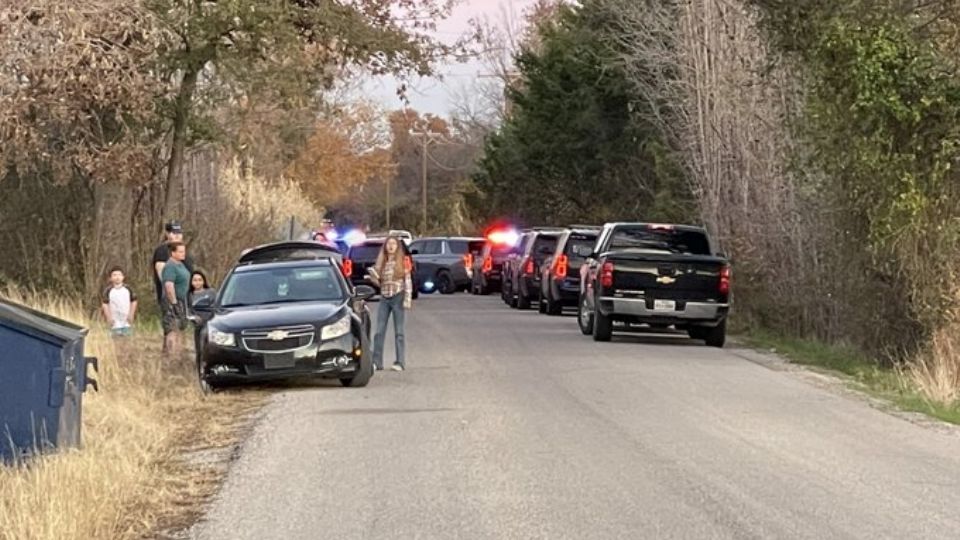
0,292,266,540
740,329,960,426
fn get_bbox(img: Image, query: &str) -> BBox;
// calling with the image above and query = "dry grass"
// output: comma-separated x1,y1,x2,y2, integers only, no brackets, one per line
909,324,960,406
0,290,264,540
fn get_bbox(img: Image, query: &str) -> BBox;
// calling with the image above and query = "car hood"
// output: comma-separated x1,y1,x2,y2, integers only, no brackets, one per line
209,301,348,332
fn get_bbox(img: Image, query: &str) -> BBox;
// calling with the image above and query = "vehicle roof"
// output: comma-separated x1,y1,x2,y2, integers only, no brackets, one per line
238,241,342,264
233,259,334,273
605,222,707,233
413,236,484,241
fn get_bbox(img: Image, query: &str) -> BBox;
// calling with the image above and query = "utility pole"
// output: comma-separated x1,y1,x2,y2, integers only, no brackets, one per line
410,130,437,235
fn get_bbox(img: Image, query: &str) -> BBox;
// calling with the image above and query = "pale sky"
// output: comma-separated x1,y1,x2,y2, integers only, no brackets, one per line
363,0,538,117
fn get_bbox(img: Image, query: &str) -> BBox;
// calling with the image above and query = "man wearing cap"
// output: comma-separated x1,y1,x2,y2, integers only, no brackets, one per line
152,221,195,312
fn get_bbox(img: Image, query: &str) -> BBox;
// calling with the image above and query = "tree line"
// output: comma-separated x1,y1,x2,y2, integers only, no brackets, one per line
470,0,960,400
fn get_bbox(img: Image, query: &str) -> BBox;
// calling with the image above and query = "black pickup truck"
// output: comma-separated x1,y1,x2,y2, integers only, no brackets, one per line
578,223,730,346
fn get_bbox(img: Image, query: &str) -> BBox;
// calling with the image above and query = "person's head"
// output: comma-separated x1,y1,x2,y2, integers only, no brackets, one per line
169,241,186,262
108,266,125,286
164,221,184,243
190,270,210,292
375,235,408,276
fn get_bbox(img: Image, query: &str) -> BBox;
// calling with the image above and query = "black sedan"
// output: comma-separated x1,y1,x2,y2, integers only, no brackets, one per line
192,256,375,392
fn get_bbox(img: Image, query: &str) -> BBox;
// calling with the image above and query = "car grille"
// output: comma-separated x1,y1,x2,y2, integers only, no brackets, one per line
241,325,315,354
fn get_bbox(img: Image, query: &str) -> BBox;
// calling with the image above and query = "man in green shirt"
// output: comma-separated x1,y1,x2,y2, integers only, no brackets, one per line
162,242,192,358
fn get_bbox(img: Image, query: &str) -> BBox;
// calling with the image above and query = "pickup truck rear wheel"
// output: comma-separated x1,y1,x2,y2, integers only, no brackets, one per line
578,295,594,335
704,320,727,348
593,309,613,342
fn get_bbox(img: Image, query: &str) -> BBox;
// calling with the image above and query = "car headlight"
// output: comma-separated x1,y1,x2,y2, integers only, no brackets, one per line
321,314,351,340
208,327,236,347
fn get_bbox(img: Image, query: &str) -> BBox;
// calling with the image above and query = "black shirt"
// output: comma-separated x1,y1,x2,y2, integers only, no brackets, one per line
152,243,195,301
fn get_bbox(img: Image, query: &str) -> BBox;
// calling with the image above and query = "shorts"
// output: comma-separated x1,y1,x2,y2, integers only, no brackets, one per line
162,301,189,335
111,327,133,338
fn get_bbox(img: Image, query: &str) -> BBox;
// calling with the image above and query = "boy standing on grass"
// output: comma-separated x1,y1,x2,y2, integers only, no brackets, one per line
101,266,138,337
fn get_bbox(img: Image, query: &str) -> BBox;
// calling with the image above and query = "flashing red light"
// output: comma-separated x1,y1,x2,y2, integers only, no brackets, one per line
719,265,731,295
482,255,493,273
600,261,614,288
554,254,569,280
342,259,354,278
487,228,519,247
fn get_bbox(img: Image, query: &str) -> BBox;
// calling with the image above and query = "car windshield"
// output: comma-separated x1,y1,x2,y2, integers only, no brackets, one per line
349,244,383,262
220,266,345,307
608,227,711,255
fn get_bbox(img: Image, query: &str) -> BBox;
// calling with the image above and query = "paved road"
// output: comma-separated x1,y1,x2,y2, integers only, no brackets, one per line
191,295,960,540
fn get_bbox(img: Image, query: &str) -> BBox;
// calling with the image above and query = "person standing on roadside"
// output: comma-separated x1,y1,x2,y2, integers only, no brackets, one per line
100,266,138,338
369,235,412,372
161,242,191,358
152,221,195,310
187,269,216,356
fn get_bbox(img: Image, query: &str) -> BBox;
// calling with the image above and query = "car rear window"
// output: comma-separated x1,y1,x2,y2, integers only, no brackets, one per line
348,244,383,262
531,235,559,258
566,234,598,261
447,240,470,254
608,227,710,255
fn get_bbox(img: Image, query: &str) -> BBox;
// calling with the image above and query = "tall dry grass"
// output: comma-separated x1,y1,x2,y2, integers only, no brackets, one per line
909,323,960,407
0,290,262,540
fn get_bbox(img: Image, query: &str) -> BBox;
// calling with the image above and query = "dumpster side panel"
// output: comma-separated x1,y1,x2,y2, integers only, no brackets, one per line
0,325,63,461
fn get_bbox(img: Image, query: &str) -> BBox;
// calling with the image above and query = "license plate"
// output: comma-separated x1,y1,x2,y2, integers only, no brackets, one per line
263,352,296,370
653,299,676,311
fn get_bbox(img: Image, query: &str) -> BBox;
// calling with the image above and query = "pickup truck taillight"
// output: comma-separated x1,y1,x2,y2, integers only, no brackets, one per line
554,254,569,280
600,261,614,288
463,253,474,269
342,259,354,278
523,257,534,276
719,265,731,295
482,255,493,273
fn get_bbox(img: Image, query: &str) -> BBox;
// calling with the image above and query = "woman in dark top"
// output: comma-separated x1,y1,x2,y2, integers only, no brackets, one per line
187,270,215,356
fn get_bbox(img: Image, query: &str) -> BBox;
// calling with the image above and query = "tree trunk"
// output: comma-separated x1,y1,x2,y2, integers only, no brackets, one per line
163,67,200,223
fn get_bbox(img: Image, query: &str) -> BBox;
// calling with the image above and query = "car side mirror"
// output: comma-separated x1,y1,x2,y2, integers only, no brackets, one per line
192,295,214,312
353,285,376,300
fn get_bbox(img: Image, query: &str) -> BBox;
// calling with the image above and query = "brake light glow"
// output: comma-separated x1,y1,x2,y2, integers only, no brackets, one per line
719,265,731,295
554,254,569,280
523,258,534,276
464,253,473,269
600,261,614,288
482,255,493,273
342,259,354,277
647,223,674,231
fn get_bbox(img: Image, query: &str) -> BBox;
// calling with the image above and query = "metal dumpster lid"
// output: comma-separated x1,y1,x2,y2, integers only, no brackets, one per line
0,298,87,346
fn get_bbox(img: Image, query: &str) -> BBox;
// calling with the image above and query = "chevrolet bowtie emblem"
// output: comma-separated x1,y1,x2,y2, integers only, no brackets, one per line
656,276,676,285
267,330,289,341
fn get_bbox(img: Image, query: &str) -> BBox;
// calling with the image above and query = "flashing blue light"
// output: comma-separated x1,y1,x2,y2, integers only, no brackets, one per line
325,229,340,242
343,229,367,247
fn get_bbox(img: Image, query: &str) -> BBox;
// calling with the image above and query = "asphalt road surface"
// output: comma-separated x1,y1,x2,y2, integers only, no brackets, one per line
191,295,960,540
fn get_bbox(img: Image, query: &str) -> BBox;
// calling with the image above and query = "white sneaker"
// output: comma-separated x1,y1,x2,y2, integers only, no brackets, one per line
390,364,404,372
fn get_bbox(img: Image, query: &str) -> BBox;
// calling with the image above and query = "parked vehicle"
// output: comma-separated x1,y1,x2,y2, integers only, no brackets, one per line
409,237,484,295
503,228,564,310
344,239,420,298
578,223,730,346
538,226,600,315
471,229,519,295
191,243,376,392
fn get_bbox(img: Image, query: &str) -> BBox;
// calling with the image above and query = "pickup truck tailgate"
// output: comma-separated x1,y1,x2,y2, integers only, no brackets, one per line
609,253,726,301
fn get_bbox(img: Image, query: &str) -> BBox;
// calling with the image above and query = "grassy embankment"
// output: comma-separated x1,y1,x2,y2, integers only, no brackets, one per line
0,290,265,540
742,329,960,425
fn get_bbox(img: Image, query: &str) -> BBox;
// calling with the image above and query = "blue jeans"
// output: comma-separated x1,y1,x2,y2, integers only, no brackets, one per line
373,294,406,369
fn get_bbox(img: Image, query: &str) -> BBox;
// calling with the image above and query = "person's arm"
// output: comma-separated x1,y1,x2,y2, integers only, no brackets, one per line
161,266,178,304
403,272,413,308
100,288,112,323
128,289,138,323
155,261,166,281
